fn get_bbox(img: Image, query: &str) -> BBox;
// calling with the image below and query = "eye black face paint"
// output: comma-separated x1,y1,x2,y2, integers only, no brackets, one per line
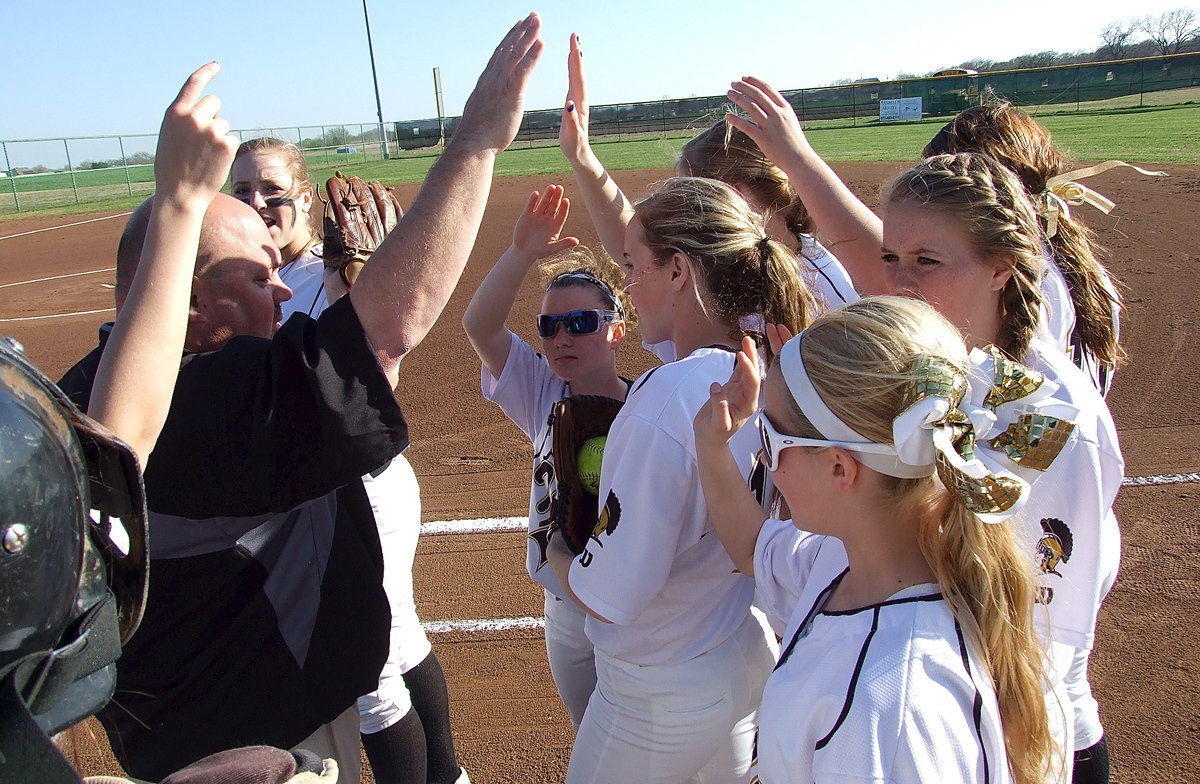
265,196,297,223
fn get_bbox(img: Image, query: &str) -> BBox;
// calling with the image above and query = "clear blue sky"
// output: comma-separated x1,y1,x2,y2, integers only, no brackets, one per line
1,0,1192,141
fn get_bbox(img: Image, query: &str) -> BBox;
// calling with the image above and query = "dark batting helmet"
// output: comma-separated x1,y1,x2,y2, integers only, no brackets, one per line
0,337,148,782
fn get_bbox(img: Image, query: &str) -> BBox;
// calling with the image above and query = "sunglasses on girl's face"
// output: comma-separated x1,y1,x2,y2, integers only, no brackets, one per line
535,309,621,339
756,412,895,471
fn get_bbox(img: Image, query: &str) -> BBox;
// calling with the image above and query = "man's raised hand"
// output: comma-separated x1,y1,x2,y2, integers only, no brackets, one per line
454,12,544,154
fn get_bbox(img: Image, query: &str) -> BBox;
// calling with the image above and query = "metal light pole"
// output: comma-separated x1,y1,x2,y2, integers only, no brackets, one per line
362,0,389,158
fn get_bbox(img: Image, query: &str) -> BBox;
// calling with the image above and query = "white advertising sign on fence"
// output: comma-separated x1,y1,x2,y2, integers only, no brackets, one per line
879,97,923,121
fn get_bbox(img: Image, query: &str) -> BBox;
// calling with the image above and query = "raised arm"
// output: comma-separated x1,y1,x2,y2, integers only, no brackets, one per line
463,184,579,378
558,33,634,263
89,63,238,465
726,76,889,296
692,336,769,575
351,13,544,385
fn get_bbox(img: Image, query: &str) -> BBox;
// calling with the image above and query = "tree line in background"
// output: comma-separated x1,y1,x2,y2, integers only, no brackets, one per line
835,7,1200,84
10,151,156,177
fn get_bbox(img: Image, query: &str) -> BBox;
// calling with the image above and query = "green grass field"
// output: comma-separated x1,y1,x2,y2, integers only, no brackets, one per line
3,103,1196,218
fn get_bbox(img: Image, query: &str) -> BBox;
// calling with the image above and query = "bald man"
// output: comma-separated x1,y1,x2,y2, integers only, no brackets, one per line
57,14,544,781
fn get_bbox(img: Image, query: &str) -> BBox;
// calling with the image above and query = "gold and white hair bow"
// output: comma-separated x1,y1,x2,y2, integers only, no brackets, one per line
1036,160,1168,239
891,346,1079,522
779,336,1079,522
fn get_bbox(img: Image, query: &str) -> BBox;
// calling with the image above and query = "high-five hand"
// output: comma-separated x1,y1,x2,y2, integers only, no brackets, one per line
454,12,544,154
155,62,238,208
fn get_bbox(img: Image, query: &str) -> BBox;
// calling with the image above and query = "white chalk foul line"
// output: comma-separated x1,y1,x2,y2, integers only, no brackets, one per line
0,212,132,241
422,616,544,634
0,307,114,323
421,515,525,535
1121,472,1200,487
0,266,116,289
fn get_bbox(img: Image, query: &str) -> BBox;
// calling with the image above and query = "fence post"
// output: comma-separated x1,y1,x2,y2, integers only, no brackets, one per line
2,142,19,212
64,140,79,204
1075,65,1080,112
118,136,133,196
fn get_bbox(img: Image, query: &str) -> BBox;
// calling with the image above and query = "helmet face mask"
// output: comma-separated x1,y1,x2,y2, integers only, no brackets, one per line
0,337,148,750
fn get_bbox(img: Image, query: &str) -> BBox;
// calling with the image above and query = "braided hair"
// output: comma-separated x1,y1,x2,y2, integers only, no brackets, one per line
884,153,1046,361
924,103,1122,369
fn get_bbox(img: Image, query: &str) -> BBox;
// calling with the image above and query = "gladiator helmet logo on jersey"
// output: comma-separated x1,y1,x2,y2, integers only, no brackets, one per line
578,490,621,567
1036,517,1074,577
592,489,621,541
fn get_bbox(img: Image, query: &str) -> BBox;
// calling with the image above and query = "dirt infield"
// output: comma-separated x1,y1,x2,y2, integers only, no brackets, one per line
3,162,1198,782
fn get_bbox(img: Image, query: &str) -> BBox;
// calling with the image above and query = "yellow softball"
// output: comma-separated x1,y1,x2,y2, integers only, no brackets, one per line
577,436,606,495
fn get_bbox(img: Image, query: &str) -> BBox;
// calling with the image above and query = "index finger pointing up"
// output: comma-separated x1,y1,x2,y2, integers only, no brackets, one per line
173,62,221,109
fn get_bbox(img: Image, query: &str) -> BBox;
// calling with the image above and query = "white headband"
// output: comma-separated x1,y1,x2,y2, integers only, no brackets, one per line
778,333,932,479
778,333,1080,523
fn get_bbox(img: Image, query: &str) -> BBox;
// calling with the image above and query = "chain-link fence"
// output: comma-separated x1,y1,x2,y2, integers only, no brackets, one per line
4,52,1196,214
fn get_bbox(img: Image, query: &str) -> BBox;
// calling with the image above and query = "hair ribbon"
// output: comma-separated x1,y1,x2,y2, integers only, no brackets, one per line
1037,160,1167,239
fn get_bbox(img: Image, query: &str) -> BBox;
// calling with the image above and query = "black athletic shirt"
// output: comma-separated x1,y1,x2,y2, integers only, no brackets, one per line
59,296,406,780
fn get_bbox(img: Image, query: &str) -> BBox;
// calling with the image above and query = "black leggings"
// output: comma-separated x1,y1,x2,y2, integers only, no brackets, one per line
361,650,461,784
1073,735,1110,784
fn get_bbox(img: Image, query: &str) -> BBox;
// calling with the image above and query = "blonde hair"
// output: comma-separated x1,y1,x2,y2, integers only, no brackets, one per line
884,153,1045,361
924,102,1123,369
777,296,1057,784
234,137,314,196
678,120,815,243
634,177,816,358
233,137,318,255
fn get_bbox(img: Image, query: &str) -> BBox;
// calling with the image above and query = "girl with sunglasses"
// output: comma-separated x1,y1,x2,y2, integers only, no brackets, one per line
725,77,1124,784
464,184,630,731
543,176,814,784
693,296,1070,784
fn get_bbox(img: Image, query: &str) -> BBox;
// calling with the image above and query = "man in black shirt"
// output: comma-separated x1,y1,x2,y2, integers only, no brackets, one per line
58,15,545,781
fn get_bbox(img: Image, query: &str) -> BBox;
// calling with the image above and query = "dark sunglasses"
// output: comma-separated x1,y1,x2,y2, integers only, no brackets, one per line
535,309,621,339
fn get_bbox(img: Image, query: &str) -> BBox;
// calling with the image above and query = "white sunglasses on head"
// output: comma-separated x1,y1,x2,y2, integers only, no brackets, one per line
756,412,897,472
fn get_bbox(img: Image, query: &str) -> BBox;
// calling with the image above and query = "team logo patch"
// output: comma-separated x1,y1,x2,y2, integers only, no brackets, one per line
1036,517,1073,577
579,490,621,568
1034,517,1073,605
529,453,557,572
593,490,621,540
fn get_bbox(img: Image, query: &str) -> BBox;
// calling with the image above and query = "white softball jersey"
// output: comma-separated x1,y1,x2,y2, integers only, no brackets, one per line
569,346,763,665
1021,337,1123,655
751,520,1013,784
278,244,330,320
480,331,574,598
1039,256,1120,398
800,235,858,310
1020,338,1123,747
